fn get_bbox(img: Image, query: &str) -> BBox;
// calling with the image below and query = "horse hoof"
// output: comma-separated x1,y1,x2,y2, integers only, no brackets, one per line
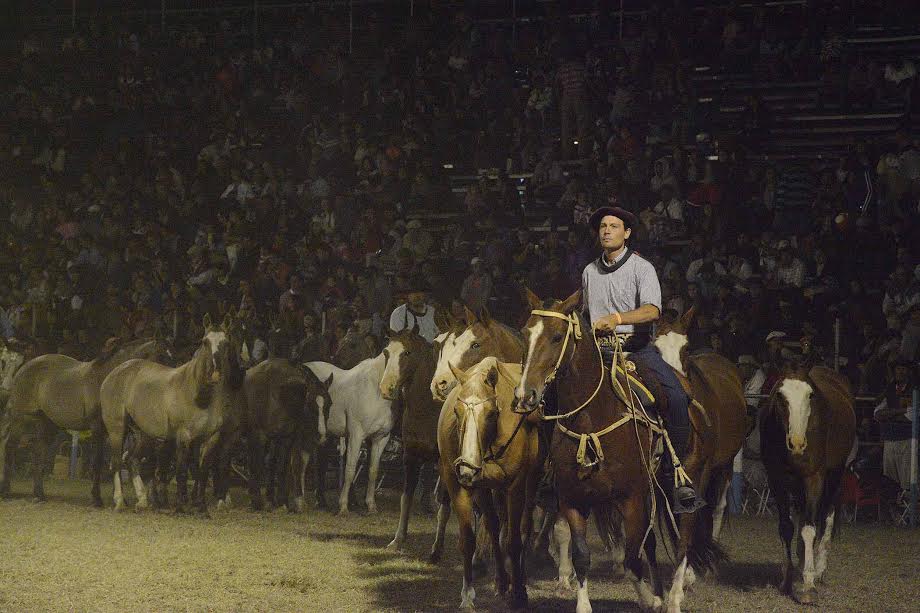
92,498,104,509
113,502,126,513
506,591,528,612
428,550,442,565
135,501,150,512
386,538,404,551
337,508,349,517
794,586,818,605
31,496,47,504
555,578,574,596
366,505,378,515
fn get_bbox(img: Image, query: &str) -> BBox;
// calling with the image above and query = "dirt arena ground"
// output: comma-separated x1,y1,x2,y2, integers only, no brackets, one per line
1,479,918,612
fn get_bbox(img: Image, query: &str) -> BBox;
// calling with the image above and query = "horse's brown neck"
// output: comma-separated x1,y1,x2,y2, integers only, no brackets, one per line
486,323,525,362
555,323,618,418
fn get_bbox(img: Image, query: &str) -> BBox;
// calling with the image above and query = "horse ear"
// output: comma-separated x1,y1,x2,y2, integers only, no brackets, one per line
477,305,492,325
202,312,213,330
222,313,233,332
463,305,478,327
324,373,334,388
485,365,498,389
523,286,542,311
448,361,469,386
559,289,582,315
678,306,696,331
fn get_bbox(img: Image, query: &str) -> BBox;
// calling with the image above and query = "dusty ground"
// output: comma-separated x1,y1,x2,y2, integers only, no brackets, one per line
0,479,918,612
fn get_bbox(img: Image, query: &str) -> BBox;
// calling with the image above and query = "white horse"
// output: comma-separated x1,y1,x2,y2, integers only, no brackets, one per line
306,352,393,516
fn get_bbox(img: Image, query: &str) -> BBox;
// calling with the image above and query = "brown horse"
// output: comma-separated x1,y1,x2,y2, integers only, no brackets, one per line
243,358,333,511
653,308,748,610
0,337,164,505
515,290,664,613
101,314,245,514
438,357,540,610
378,325,444,556
761,363,856,605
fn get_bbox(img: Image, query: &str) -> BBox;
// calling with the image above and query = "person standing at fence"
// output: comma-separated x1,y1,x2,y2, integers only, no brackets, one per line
873,358,917,497
555,44,589,160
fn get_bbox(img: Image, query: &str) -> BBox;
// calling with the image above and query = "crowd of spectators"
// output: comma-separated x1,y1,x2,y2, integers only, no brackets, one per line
0,3,918,495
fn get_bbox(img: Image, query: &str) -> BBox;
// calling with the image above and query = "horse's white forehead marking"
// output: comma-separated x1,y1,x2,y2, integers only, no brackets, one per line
204,330,227,354
655,331,687,376
520,319,544,385
316,395,326,411
779,378,813,444
434,331,451,345
387,339,406,356
439,329,475,373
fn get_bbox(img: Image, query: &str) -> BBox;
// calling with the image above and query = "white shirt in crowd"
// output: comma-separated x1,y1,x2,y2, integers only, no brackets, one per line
388,303,439,343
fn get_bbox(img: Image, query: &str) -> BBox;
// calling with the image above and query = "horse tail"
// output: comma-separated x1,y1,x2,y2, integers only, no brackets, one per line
592,502,623,551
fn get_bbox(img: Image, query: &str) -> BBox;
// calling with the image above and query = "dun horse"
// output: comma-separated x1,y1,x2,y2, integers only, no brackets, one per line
438,357,540,611
761,363,856,605
100,315,244,514
0,338,162,505
306,350,394,515
653,308,748,610
243,358,333,511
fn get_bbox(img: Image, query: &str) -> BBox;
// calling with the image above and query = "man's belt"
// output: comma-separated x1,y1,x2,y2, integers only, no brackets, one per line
598,333,633,347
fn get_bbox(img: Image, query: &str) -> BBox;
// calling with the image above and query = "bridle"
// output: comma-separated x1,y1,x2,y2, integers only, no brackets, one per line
452,394,498,478
515,309,605,422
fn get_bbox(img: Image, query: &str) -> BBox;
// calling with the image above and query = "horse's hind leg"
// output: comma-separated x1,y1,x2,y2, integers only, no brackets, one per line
0,407,16,497
429,477,451,564
338,431,363,516
273,437,294,509
388,453,421,549
31,414,58,503
108,422,127,512
364,433,389,515
89,423,106,507
174,440,190,513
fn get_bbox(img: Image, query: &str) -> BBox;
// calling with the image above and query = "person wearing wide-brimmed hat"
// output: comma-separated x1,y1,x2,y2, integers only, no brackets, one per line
388,274,439,342
582,206,702,513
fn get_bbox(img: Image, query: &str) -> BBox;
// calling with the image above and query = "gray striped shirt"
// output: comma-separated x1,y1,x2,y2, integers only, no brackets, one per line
581,249,662,346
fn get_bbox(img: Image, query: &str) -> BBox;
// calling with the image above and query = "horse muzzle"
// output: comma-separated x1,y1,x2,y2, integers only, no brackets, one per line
454,457,482,487
786,435,807,455
513,387,541,414
210,369,221,383
432,379,454,401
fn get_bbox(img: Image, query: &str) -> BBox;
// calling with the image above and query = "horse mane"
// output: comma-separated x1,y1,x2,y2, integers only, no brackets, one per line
487,318,524,343
93,338,154,366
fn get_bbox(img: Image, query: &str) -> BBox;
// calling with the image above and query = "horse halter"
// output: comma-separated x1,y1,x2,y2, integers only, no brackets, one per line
452,395,498,477
528,309,582,387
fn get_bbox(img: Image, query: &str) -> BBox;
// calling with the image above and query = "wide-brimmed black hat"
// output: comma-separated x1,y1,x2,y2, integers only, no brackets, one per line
589,206,638,232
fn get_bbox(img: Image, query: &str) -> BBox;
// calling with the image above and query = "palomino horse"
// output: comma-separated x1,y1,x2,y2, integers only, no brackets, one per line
379,325,445,555
438,357,540,611
761,363,855,605
100,314,245,513
515,290,665,613
306,350,394,515
653,308,748,611
0,338,163,505
243,358,333,511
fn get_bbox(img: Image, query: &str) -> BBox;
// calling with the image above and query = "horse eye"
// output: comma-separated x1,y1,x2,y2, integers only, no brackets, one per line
471,342,481,350
552,334,563,343
404,350,411,357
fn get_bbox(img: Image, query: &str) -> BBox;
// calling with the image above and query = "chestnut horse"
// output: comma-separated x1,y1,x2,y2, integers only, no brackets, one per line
653,308,748,611
761,363,855,605
437,357,540,611
515,290,664,613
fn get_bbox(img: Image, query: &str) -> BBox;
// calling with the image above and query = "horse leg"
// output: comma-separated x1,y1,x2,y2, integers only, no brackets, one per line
772,483,795,594
620,493,661,613
30,415,57,502
666,464,713,613
108,422,127,512
338,431,363,516
174,439,190,514
479,491,509,597
196,431,222,516
795,474,824,605
90,423,105,508
155,438,175,509
815,469,843,583
711,475,731,541
129,446,149,511
364,433,389,514
388,453,421,550
452,486,478,610
314,439,332,510
552,515,575,593
560,501,592,613
288,431,309,513
429,477,451,564
248,433,265,511
505,485,529,610
274,437,294,509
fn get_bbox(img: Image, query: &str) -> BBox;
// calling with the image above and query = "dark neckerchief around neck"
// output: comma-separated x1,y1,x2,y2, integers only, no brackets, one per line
596,248,634,274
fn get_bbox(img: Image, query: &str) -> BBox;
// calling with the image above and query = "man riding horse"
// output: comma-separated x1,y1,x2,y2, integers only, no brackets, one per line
582,206,702,512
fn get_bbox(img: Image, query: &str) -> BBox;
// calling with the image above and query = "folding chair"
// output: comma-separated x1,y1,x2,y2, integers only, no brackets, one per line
839,469,882,523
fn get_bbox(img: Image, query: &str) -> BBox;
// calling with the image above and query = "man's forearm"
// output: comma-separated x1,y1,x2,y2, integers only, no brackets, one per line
619,304,660,325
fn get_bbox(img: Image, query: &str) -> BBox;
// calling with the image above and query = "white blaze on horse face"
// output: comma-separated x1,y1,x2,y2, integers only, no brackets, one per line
432,329,473,399
316,395,328,443
778,379,813,454
458,399,484,483
379,339,406,398
204,330,227,374
518,319,544,400
655,331,687,376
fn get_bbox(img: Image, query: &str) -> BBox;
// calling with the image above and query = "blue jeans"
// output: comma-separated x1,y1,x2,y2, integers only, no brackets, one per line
603,343,691,455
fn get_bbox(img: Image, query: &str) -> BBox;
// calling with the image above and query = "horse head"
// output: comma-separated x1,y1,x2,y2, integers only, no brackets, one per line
431,306,515,402
303,369,334,445
450,357,514,487
514,288,582,413
654,306,696,376
199,313,243,388
379,324,428,400
772,360,815,455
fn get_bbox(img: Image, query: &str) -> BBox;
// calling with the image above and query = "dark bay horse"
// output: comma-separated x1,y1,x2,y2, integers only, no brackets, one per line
101,315,245,514
243,358,333,511
653,308,748,609
438,357,540,610
378,325,444,556
761,363,856,605
515,290,664,613
0,338,163,505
